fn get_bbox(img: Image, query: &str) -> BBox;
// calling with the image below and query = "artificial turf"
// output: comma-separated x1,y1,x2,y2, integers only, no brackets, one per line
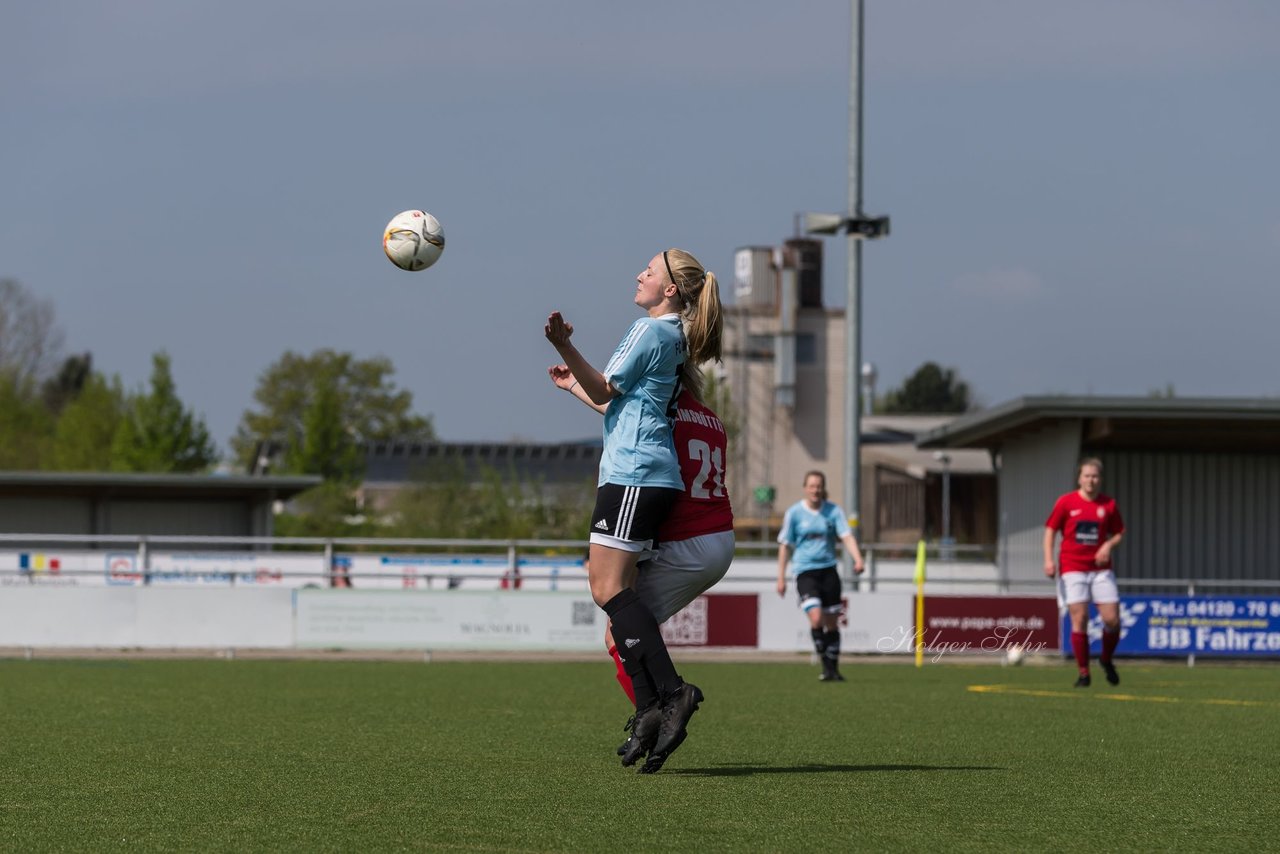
2,657,1277,851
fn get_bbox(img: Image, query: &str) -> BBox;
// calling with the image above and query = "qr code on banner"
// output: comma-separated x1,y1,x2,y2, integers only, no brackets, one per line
572,601,596,626
661,597,708,645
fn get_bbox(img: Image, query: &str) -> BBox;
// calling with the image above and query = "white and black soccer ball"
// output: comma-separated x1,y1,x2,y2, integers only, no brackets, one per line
1005,643,1025,666
383,209,445,271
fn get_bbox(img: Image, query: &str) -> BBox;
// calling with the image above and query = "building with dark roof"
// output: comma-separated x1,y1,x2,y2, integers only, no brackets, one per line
918,396,1280,591
356,439,601,513
0,472,321,538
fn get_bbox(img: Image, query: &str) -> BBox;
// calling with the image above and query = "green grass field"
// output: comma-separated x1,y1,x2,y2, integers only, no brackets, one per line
2,657,1278,852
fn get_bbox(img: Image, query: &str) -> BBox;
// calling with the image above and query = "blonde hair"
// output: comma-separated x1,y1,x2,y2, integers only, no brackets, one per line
663,248,723,374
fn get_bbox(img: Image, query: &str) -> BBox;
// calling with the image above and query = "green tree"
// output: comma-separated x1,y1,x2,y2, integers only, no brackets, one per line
41,352,94,415
232,349,434,474
272,481,375,539
879,362,972,414
385,460,594,541
0,371,54,468
49,373,127,471
111,352,218,473
282,368,364,481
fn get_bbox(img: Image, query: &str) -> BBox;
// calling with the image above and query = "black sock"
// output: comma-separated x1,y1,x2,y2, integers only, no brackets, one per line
628,668,657,712
823,629,841,670
811,627,827,657
604,589,682,700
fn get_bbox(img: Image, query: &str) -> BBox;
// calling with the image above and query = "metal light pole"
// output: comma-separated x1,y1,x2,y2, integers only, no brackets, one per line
861,361,877,417
935,452,952,542
845,0,864,534
803,0,888,536
935,451,953,560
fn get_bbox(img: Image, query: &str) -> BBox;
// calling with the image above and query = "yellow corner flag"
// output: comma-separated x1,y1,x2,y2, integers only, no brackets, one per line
914,539,927,668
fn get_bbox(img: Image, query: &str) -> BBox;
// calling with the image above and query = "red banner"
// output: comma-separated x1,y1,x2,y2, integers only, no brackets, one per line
662,594,758,648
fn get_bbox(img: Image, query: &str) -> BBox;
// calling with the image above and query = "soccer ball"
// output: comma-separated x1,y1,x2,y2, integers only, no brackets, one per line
1005,643,1025,666
383,209,445,271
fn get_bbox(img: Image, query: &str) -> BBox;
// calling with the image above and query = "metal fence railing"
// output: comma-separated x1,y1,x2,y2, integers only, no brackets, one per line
3,534,1273,596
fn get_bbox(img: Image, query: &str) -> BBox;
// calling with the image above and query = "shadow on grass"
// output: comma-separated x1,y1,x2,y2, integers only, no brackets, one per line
667,763,1005,777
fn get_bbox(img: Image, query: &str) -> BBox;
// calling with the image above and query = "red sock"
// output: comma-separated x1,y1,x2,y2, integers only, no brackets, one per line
1101,627,1120,664
608,645,636,704
1071,631,1090,674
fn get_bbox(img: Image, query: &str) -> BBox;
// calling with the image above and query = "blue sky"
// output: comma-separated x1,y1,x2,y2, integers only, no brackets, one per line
3,1,1278,452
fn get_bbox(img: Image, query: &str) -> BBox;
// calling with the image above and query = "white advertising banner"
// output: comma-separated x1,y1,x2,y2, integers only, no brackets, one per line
756,590,915,653
0,587,294,647
295,590,604,650
0,549,325,588
0,549,111,587
338,553,589,591
104,552,325,588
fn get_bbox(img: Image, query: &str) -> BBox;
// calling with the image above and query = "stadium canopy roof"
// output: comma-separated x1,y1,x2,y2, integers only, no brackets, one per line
916,396,1280,454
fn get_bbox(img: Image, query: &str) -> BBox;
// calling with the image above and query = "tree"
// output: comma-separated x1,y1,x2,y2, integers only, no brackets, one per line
282,368,364,482
0,372,54,469
272,481,374,539
0,278,64,387
879,362,972,414
384,459,594,541
41,352,94,415
111,352,218,473
49,373,127,471
232,349,435,474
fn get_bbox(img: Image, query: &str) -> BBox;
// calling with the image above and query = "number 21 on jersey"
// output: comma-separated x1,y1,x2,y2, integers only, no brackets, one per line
688,439,725,499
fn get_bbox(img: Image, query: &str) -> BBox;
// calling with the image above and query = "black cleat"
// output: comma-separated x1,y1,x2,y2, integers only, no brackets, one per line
639,729,685,774
1101,660,1120,686
641,682,704,773
1074,673,1092,688
619,704,660,767
819,671,846,682
616,715,634,757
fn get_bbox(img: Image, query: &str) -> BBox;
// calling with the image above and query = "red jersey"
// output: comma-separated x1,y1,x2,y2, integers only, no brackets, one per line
659,390,735,542
1045,491,1124,574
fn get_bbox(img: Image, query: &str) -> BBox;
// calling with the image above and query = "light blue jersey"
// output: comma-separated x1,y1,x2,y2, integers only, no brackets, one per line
598,314,685,489
778,500,851,574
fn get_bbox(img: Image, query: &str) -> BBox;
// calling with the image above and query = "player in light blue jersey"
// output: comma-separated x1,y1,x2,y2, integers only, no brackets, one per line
596,312,685,490
546,248,722,774
777,470,866,681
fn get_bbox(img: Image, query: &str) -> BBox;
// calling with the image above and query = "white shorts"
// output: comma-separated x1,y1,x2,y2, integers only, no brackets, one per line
635,530,735,624
1058,569,1120,606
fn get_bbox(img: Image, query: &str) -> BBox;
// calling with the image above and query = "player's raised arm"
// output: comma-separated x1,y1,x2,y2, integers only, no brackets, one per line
544,311,615,405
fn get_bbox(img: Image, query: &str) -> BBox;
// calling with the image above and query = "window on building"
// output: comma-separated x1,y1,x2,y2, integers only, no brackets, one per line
796,333,817,365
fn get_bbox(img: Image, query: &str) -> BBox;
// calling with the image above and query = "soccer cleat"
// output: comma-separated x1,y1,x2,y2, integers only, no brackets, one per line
1074,673,1092,688
639,730,685,774
641,682,704,773
1101,660,1120,686
819,671,846,682
619,704,661,767
616,715,635,757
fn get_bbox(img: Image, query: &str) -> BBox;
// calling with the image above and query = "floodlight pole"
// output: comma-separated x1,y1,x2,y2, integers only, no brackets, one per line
845,0,865,539
802,1,887,549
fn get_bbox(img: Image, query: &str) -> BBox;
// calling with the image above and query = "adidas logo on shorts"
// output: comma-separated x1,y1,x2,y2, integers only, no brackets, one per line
594,518,609,531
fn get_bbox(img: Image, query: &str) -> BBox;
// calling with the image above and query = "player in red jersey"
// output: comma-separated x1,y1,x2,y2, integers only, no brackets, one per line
550,368,734,767
1044,457,1125,687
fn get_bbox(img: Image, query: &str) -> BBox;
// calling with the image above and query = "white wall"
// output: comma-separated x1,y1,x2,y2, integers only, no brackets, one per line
0,585,925,654
0,587,294,647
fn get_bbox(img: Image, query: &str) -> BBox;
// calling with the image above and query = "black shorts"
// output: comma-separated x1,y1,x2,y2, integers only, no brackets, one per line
796,566,843,613
590,483,680,552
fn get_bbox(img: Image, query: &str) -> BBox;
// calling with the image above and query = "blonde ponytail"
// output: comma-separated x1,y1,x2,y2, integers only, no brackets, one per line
663,248,724,367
